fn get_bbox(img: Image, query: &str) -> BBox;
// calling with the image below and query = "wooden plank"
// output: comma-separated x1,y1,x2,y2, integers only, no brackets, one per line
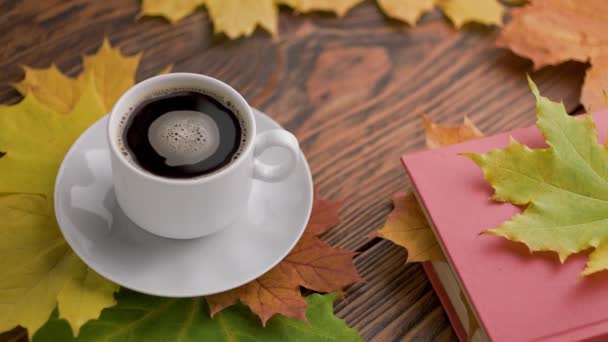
0,328,26,342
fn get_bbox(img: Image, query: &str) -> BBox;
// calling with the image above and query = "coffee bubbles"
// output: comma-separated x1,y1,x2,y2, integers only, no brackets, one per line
148,110,220,167
119,91,246,179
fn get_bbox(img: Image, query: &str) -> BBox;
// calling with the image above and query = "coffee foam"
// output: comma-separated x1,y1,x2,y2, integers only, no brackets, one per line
148,110,220,166
117,87,250,177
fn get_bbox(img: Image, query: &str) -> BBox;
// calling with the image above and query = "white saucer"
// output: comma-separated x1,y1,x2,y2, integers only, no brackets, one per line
54,109,313,297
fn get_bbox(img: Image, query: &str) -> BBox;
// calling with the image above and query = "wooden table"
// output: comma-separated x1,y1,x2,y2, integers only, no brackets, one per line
0,0,586,341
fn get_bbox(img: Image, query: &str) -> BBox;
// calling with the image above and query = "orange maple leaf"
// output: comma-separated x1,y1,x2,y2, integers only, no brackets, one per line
497,0,608,68
206,195,362,325
422,114,484,150
497,0,608,112
582,56,608,113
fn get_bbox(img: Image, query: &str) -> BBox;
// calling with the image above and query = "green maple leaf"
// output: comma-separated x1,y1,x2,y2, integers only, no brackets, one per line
466,76,608,276
33,291,363,342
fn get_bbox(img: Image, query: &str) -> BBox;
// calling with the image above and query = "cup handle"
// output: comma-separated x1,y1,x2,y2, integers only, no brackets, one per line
253,130,299,182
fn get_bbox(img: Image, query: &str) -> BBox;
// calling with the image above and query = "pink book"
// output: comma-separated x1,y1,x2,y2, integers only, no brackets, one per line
402,110,608,342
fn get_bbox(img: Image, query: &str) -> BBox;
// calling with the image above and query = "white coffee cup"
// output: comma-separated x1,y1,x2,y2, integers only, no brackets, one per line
107,73,299,239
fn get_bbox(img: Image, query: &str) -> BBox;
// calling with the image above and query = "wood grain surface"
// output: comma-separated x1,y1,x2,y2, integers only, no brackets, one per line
0,0,587,341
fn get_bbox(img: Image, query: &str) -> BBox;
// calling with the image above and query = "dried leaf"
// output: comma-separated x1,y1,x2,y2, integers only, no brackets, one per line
206,196,362,325
437,0,504,28
498,1,608,113
497,0,607,112
140,0,204,22
206,265,307,324
204,0,278,39
306,195,342,235
0,40,169,336
141,0,503,39
278,0,363,16
466,77,608,276
378,193,444,262
582,56,608,112
498,0,608,68
377,115,483,263
376,0,435,25
422,114,484,149
377,0,503,27
141,0,361,39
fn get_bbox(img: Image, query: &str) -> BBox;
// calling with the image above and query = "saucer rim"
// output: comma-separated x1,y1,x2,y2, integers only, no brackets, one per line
54,108,313,297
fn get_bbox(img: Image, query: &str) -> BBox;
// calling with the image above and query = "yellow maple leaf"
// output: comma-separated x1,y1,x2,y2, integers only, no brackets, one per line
278,0,363,16
0,194,118,336
16,40,142,114
14,65,81,114
376,0,435,25
581,55,608,113
140,0,502,39
0,73,105,198
205,0,278,39
140,0,204,23
422,114,484,149
80,40,142,112
140,0,363,38
377,193,444,262
377,0,504,27
437,0,504,28
0,40,170,336
377,115,483,262
57,268,119,333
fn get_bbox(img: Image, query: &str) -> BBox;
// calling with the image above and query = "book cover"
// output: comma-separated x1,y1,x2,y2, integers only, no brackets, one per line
402,110,608,341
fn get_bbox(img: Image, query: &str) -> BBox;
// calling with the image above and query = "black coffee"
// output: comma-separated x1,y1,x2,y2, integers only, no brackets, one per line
122,91,244,178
